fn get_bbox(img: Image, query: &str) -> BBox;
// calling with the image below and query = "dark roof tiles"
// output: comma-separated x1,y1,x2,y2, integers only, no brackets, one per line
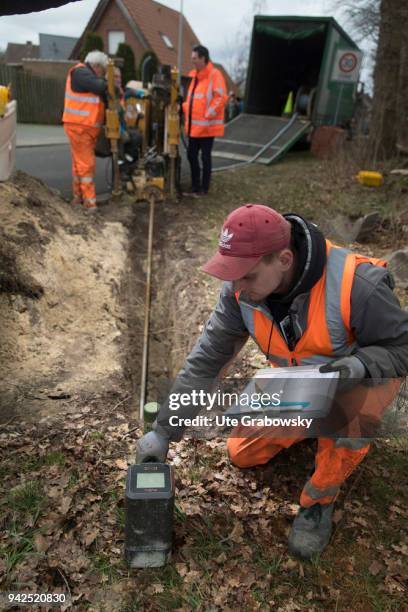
122,0,200,75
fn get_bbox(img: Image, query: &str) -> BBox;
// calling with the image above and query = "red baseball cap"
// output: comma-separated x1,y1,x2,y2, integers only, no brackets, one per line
202,204,291,281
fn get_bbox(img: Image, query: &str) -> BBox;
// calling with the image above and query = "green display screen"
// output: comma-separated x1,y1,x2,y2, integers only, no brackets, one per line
137,472,166,488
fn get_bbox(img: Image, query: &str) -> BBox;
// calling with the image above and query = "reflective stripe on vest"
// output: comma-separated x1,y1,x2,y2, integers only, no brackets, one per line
236,241,386,367
206,71,226,116
206,70,214,113
62,63,104,129
65,93,100,104
64,108,90,117
325,245,356,356
191,119,224,126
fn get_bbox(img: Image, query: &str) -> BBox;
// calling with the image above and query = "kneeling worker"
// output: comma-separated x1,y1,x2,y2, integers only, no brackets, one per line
63,51,108,210
136,204,408,559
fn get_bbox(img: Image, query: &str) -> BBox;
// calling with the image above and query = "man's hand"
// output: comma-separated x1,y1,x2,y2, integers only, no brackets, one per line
320,356,367,393
135,429,169,463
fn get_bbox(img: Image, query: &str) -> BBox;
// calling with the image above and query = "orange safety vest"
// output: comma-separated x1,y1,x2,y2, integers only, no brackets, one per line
236,240,387,367
183,62,228,138
236,240,400,434
62,63,105,129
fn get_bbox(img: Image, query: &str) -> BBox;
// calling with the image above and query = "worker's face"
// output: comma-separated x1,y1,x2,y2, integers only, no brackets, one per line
191,51,206,71
93,64,105,78
114,69,122,88
232,250,294,302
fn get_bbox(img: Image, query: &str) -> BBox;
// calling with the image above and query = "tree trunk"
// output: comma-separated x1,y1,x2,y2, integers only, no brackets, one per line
368,0,405,160
396,4,408,153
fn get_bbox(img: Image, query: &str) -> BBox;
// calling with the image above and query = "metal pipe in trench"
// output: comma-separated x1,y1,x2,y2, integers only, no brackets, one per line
139,193,156,421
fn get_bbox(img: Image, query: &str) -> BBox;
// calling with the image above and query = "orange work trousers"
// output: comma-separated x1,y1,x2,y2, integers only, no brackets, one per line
227,378,401,508
64,123,99,207
227,432,370,508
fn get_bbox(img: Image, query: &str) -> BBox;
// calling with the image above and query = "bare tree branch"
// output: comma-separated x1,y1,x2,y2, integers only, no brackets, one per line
330,0,380,43
221,0,267,91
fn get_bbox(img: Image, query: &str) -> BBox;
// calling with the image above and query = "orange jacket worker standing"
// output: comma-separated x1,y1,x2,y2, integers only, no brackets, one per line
182,45,228,197
63,51,108,210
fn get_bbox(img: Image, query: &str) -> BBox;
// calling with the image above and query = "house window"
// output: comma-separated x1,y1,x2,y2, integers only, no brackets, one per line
108,30,125,54
160,33,174,49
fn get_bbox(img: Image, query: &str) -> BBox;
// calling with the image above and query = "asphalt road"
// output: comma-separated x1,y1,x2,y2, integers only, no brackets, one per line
14,142,231,198
15,144,112,199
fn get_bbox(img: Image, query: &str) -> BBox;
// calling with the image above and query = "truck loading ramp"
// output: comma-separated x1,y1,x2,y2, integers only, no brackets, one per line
213,113,311,166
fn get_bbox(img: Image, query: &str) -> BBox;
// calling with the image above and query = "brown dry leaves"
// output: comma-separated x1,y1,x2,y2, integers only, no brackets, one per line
0,402,136,607
0,405,407,610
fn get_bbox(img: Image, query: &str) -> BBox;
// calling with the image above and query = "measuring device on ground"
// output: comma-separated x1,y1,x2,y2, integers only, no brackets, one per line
125,462,175,568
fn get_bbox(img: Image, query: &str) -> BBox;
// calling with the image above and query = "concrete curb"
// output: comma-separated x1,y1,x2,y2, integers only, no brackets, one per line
16,141,69,148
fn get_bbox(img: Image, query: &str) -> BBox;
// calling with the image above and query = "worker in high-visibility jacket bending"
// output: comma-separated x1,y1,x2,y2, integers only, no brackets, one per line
63,51,108,210
182,45,228,197
136,204,408,560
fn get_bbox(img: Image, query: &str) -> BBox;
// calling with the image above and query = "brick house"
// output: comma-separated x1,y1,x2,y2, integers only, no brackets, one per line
4,36,78,81
70,0,234,90
5,41,40,65
71,0,199,76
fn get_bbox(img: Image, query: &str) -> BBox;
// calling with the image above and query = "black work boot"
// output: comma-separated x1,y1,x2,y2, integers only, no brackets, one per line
288,502,334,560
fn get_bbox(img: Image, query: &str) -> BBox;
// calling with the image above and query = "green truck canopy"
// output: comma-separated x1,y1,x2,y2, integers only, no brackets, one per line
246,16,361,126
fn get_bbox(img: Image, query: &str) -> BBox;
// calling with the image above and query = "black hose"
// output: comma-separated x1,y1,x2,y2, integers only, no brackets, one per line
105,156,113,190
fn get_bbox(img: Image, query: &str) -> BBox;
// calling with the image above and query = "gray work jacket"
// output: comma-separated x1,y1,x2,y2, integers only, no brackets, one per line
157,258,408,442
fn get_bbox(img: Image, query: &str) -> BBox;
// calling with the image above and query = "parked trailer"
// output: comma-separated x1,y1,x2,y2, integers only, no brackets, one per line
213,16,362,166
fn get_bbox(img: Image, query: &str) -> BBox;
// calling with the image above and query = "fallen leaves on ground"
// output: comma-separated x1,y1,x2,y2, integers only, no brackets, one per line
1,400,407,610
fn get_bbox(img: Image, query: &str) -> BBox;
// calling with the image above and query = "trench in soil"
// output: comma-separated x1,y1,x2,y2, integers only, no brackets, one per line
0,166,244,442
129,197,220,420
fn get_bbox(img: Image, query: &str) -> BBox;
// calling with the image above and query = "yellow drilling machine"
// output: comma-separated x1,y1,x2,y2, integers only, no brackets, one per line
103,59,181,204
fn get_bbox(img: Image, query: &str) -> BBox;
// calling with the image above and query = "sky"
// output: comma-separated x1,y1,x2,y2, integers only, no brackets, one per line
0,0,374,85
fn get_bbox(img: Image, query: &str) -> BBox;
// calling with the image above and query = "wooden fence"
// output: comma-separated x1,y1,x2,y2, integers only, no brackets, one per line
0,64,65,125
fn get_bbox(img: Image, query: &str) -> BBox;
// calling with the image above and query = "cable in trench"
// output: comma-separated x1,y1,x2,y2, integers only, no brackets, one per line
138,192,156,422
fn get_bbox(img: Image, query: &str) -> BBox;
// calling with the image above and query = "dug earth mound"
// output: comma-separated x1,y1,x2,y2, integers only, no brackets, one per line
0,172,139,423
0,171,235,426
